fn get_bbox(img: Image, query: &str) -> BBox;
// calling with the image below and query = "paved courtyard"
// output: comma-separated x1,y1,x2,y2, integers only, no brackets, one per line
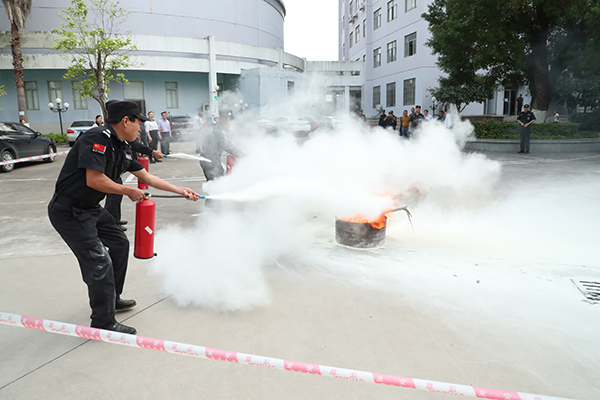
1,140,599,400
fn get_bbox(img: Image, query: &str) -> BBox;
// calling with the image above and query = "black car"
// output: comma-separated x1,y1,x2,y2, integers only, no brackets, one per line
170,115,194,141
0,122,57,172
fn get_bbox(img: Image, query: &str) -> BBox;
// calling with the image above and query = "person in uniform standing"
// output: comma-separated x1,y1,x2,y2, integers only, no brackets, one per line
199,109,242,181
517,104,536,154
408,105,425,135
48,100,199,334
157,111,172,155
516,94,524,116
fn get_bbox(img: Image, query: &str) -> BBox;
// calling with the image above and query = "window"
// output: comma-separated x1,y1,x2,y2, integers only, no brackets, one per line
124,81,146,114
287,81,295,97
373,47,381,68
349,1,354,14
405,32,417,57
387,40,397,63
373,85,381,108
386,82,396,107
355,26,360,43
48,81,63,103
363,19,366,37
349,32,354,48
387,0,397,22
405,0,417,12
24,81,39,110
374,8,381,30
71,81,87,110
165,82,178,108
363,54,366,61
403,78,415,105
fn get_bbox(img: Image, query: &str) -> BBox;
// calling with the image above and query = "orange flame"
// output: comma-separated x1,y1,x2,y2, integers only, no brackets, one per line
340,213,387,229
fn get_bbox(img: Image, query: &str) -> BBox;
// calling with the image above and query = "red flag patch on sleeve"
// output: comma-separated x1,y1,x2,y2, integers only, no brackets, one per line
92,143,106,154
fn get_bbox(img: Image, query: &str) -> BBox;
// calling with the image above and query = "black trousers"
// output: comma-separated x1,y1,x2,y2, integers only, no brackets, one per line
149,130,160,162
105,177,123,222
160,134,171,155
48,196,129,327
520,126,531,152
200,159,224,181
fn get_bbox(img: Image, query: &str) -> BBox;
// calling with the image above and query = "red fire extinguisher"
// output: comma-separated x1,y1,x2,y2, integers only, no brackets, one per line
226,155,236,175
134,194,156,259
138,156,149,190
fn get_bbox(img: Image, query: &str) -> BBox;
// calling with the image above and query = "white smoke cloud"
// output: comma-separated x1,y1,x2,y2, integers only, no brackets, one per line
148,103,504,312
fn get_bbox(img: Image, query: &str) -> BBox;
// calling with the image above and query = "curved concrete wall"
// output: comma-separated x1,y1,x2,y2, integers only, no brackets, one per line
0,0,285,48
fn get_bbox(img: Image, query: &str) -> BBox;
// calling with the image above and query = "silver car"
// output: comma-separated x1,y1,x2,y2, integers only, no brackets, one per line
66,120,95,146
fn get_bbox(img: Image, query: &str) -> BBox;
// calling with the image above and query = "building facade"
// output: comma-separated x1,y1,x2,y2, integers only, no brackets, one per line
338,0,537,118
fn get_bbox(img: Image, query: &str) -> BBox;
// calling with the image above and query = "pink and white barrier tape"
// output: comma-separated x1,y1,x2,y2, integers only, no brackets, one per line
0,312,572,400
0,150,69,166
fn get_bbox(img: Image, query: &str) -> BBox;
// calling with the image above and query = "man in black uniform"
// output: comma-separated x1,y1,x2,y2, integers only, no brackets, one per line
408,105,425,135
199,109,242,181
378,109,387,127
48,100,199,334
517,104,536,154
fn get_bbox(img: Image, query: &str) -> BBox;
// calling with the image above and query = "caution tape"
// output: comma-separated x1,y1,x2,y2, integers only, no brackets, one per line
0,150,70,166
0,311,572,400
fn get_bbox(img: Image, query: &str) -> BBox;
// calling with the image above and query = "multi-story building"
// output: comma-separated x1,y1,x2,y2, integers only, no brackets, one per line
0,0,364,133
339,0,537,119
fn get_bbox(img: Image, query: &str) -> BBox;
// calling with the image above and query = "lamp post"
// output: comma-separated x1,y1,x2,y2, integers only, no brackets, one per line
48,98,69,135
431,97,438,116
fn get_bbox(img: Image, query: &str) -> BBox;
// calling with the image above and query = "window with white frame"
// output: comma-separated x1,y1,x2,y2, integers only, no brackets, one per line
404,32,417,57
349,1,354,14
403,78,415,105
349,32,354,48
387,40,397,63
363,19,366,37
48,81,63,103
24,81,39,110
373,85,381,108
373,47,381,68
386,82,396,107
71,81,87,109
405,0,417,12
374,8,381,29
355,25,360,43
387,0,397,22
165,82,178,108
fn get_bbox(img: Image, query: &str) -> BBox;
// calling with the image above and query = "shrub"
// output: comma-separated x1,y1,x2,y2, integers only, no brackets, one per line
472,120,594,139
43,133,68,143
570,112,600,131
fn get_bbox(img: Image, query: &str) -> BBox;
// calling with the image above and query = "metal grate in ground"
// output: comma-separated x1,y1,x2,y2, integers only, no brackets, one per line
571,279,600,304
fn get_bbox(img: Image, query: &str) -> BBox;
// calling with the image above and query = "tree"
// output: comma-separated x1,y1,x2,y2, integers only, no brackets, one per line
53,0,137,118
2,0,32,122
423,0,599,121
429,75,496,113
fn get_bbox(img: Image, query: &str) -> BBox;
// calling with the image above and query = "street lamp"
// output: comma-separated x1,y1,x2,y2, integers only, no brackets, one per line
48,98,69,135
431,96,438,115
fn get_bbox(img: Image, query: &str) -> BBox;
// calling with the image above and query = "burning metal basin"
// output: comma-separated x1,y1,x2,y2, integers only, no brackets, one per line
335,215,387,248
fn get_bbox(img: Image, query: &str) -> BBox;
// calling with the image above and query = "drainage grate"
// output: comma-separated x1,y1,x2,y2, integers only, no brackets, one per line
571,279,600,304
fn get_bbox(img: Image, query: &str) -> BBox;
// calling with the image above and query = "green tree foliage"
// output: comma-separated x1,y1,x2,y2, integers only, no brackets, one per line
429,75,495,112
423,0,599,115
53,0,137,117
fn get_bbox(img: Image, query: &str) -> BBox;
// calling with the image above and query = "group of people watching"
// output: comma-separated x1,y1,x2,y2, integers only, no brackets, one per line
378,105,452,137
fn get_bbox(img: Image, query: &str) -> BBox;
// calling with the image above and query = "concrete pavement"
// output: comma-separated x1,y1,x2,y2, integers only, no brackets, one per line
1,141,599,400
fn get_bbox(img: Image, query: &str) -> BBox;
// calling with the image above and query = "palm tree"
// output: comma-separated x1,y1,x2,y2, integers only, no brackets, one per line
2,0,32,123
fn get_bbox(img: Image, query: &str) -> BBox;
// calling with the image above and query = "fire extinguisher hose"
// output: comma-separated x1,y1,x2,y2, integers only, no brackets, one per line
144,193,207,199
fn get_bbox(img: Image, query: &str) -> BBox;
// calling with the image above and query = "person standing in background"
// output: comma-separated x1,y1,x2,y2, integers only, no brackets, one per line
554,110,560,123
157,111,172,155
91,115,103,128
193,111,206,154
145,111,160,163
516,94,524,116
400,110,410,138
517,104,536,154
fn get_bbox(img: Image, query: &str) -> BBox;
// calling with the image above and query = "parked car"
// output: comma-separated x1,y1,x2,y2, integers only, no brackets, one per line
66,120,95,146
0,122,56,172
256,118,275,133
274,117,312,136
170,115,194,141
319,116,344,130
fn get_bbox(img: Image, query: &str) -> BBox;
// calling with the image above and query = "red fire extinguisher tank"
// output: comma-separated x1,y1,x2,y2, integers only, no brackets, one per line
134,197,156,259
226,155,236,175
138,156,149,190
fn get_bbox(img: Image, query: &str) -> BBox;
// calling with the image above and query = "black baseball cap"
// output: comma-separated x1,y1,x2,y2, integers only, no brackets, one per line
219,109,235,121
106,100,149,122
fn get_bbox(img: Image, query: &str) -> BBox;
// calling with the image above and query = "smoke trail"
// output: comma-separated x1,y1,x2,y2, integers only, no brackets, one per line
148,109,502,312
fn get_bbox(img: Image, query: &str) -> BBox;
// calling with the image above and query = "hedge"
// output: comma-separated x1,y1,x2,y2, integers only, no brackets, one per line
472,120,597,139
569,112,600,131
43,133,68,143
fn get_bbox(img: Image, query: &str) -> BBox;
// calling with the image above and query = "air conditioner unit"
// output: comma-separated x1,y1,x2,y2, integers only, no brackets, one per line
359,1,365,10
